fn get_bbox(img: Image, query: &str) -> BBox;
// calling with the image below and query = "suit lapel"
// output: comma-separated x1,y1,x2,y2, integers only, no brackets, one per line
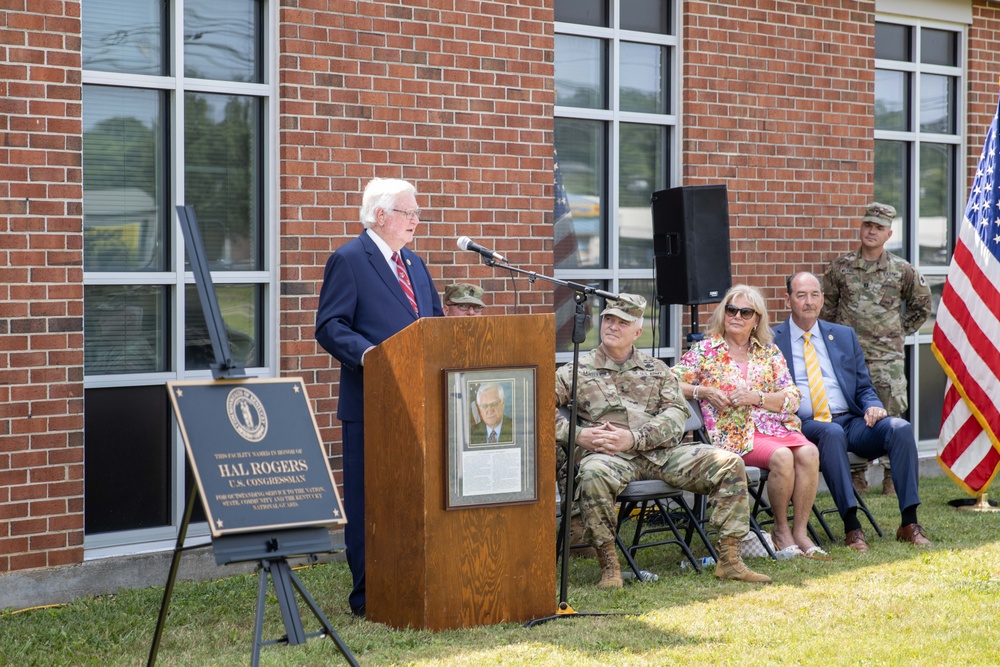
775,325,796,379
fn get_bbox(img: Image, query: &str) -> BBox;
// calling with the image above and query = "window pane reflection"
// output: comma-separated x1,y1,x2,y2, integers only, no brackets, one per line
555,0,607,27
920,74,955,134
875,22,910,62
555,35,606,110
618,279,660,349
875,70,908,131
918,144,953,267
185,284,263,370
555,118,605,269
554,282,604,353
84,386,171,534
620,0,669,34
619,124,666,269
184,0,262,83
83,86,166,272
620,43,668,114
874,139,908,256
920,275,945,335
921,28,957,67
917,343,946,442
82,0,167,75
184,93,262,271
84,285,167,375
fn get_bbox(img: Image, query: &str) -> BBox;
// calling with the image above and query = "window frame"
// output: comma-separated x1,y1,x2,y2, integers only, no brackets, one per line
873,15,966,451
81,0,280,559
553,1,683,365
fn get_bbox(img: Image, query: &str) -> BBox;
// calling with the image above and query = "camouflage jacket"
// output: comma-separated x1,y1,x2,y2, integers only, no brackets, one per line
821,248,931,363
554,346,688,468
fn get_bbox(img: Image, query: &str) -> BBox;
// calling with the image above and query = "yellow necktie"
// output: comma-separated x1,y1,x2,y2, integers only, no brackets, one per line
803,332,832,422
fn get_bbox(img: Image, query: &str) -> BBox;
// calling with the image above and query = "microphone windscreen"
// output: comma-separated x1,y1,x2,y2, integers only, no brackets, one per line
457,236,472,251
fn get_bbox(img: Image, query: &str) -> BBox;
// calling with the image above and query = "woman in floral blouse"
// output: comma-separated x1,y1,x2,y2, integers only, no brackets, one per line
672,284,827,559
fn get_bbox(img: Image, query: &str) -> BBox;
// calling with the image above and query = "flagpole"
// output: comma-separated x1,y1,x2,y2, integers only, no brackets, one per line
952,493,1000,512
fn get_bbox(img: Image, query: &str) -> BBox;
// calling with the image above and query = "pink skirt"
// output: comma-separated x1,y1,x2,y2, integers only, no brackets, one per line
741,430,815,469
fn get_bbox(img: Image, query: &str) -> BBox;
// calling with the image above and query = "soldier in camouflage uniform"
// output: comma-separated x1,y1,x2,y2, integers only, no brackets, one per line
555,294,770,588
442,282,487,316
821,202,931,496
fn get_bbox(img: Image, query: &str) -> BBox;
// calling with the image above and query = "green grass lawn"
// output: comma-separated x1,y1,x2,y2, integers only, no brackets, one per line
3,475,1000,666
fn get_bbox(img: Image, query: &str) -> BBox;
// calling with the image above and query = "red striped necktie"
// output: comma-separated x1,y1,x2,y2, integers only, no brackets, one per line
392,252,419,315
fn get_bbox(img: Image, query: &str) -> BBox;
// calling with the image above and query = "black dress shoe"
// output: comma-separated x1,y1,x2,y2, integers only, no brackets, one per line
351,604,366,618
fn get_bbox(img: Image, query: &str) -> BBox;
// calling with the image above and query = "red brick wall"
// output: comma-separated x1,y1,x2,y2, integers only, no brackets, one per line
276,1,557,472
682,0,876,319
0,1,85,572
968,4,1000,184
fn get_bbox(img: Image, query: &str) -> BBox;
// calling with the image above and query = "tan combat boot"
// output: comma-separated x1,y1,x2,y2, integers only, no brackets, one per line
715,536,771,584
882,468,896,496
569,515,598,558
851,466,869,494
595,541,623,589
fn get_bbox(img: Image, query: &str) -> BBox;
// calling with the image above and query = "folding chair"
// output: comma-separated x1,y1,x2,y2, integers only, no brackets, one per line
611,399,721,574
685,399,825,558
814,452,884,538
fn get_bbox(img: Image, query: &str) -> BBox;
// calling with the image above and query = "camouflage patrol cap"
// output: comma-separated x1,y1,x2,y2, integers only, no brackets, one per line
600,293,646,323
862,202,896,227
444,283,486,306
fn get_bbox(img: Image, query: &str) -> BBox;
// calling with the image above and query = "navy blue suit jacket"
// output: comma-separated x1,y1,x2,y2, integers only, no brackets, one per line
772,318,883,418
315,232,443,422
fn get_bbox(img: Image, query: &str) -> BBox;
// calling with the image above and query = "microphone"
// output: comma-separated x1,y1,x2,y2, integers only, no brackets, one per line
457,236,508,263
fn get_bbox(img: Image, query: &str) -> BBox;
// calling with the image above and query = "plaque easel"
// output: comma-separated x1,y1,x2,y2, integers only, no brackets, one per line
147,206,358,667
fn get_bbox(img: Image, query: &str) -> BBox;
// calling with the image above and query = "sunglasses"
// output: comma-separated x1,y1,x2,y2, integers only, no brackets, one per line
724,304,757,319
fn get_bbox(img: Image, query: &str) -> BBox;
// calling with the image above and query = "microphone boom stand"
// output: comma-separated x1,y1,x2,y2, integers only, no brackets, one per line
477,258,628,626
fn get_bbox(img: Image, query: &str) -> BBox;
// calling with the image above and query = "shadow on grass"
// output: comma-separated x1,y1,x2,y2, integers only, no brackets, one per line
2,477,998,666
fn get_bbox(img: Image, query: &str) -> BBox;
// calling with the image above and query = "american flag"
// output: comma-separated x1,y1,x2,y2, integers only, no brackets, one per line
932,95,1000,496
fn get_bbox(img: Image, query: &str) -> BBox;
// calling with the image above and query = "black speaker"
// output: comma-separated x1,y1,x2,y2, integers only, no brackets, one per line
651,184,732,305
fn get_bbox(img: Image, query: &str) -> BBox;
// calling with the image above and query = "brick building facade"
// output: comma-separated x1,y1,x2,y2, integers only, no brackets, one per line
1,0,997,602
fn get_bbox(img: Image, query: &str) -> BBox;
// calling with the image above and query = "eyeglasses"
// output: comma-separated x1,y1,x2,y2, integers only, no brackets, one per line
479,400,503,410
724,304,757,319
388,208,421,220
448,303,484,313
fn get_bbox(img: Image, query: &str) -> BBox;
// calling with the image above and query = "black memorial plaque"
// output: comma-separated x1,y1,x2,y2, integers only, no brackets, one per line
168,377,345,537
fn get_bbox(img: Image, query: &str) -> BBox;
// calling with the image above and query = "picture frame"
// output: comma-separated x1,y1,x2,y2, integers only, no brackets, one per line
444,366,538,509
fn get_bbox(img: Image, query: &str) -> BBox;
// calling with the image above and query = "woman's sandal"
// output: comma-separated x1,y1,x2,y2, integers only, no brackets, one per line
802,546,832,561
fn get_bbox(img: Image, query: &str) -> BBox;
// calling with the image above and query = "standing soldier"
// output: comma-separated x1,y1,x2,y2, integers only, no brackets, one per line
821,202,931,496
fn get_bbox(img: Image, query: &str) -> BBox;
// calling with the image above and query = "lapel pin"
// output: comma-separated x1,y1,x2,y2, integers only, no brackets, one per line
406,258,411,266
828,334,834,341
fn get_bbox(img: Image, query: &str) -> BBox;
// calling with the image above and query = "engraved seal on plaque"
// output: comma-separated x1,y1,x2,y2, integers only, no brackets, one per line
226,387,268,442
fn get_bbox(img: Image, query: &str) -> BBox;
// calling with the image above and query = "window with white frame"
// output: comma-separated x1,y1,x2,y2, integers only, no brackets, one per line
81,0,274,546
553,0,678,361
873,19,964,446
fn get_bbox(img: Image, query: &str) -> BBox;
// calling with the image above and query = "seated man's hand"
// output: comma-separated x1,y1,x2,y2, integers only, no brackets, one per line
577,422,636,455
864,405,888,427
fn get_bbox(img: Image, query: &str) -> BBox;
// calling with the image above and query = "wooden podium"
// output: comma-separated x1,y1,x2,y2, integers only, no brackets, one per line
364,314,556,630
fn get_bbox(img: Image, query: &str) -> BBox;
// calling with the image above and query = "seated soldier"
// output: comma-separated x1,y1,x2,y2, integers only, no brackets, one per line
555,294,771,588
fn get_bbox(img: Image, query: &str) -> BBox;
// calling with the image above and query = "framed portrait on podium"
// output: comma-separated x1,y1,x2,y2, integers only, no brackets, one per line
444,366,537,509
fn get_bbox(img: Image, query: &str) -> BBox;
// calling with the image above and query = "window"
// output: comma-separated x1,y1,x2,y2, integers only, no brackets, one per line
874,19,964,446
553,0,677,359
81,0,275,549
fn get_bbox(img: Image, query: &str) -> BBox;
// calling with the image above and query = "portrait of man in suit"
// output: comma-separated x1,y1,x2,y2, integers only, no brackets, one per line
469,381,513,444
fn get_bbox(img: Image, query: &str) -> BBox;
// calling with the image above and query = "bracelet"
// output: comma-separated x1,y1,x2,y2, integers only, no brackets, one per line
757,390,765,406
693,386,700,400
